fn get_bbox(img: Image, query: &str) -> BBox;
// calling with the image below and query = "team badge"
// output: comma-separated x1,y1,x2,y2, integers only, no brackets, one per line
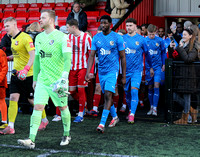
156,43,159,47
29,42,34,48
135,41,139,45
15,41,19,45
110,41,114,46
49,40,54,45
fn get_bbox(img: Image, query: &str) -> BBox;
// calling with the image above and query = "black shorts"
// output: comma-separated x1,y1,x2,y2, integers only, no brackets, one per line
10,75,34,99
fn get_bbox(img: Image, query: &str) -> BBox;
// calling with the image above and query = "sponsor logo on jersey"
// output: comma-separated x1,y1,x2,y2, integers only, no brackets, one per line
49,40,54,45
110,41,114,46
156,43,159,47
149,49,158,55
125,48,136,54
100,48,111,55
135,41,139,45
29,42,34,48
15,41,19,45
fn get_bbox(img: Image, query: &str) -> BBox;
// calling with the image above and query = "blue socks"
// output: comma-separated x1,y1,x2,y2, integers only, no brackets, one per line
148,88,154,107
125,91,131,110
100,109,109,126
131,89,139,115
153,88,159,107
110,105,117,118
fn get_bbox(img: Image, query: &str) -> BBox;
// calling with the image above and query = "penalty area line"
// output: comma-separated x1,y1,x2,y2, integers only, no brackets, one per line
0,144,137,157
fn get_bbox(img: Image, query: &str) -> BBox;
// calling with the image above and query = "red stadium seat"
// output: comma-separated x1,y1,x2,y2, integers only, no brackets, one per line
0,23,3,30
43,3,55,8
41,7,53,11
6,4,18,9
56,2,69,7
18,3,30,9
17,22,27,28
56,11,70,17
87,30,97,37
16,12,29,19
99,10,110,17
1,31,7,38
0,4,6,10
87,22,100,28
28,3,42,12
27,19,39,24
0,12,3,19
58,20,66,27
16,17,26,22
3,12,16,18
4,8,15,13
29,11,41,18
16,7,27,12
54,2,68,11
86,11,99,22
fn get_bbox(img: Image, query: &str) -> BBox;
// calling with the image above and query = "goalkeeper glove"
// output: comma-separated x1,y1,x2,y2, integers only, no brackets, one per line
17,65,30,81
52,72,70,97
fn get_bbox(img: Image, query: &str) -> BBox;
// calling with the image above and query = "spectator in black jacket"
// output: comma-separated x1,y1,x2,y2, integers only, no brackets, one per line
66,2,87,32
0,33,12,56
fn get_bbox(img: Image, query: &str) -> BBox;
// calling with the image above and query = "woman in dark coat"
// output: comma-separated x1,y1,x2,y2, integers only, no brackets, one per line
168,28,199,124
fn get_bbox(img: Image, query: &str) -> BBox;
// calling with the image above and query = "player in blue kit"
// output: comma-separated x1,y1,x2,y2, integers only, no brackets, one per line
123,18,153,123
85,15,126,133
145,24,166,116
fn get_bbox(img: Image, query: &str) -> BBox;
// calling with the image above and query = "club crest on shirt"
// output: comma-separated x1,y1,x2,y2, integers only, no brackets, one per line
135,41,139,45
156,43,159,47
49,40,54,45
110,41,114,46
15,41,19,45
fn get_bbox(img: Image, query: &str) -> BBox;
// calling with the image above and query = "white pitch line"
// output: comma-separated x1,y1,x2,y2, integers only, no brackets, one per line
0,144,137,157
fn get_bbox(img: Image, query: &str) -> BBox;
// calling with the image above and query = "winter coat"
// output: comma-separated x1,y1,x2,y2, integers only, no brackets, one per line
0,34,12,56
110,0,129,18
168,41,199,93
0,49,8,88
67,10,88,32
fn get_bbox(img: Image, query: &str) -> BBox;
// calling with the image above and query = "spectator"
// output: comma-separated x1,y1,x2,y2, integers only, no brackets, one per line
75,0,97,11
176,22,183,37
59,25,69,34
26,22,42,43
184,21,193,29
117,29,126,35
141,24,148,36
168,28,199,124
66,2,88,32
136,25,142,35
110,0,130,26
158,27,165,40
170,22,182,43
0,33,12,57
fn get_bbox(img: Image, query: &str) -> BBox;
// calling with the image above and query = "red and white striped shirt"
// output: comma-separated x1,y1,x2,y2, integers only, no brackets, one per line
69,32,92,70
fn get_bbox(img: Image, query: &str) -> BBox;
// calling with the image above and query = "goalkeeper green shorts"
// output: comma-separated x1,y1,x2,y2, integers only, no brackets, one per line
34,82,68,107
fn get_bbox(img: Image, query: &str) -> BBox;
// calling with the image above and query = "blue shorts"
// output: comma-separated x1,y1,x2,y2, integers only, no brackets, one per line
145,67,161,85
99,72,118,94
125,72,142,91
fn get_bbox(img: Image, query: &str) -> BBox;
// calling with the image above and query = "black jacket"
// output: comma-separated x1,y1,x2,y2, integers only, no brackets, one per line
0,34,12,56
168,42,199,93
66,10,88,32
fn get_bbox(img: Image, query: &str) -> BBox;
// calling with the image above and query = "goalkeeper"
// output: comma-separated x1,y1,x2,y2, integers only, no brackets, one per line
18,9,72,149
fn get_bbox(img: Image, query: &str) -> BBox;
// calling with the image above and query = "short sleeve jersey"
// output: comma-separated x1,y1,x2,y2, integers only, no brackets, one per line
91,31,124,75
35,29,71,86
123,33,147,73
145,36,165,69
11,32,35,77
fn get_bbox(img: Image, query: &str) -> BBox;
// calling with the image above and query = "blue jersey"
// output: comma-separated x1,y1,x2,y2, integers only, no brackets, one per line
91,31,125,75
145,36,166,69
123,33,151,73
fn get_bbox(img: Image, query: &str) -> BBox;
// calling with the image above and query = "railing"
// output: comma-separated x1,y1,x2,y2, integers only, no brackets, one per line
165,59,200,124
7,61,14,84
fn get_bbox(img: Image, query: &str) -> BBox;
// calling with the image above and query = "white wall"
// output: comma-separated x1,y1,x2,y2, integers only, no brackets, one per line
155,0,200,16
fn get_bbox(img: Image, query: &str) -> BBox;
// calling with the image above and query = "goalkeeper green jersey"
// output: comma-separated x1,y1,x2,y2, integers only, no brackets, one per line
34,29,71,86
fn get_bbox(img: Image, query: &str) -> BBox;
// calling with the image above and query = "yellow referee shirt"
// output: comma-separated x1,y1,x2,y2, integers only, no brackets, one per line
11,31,35,77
